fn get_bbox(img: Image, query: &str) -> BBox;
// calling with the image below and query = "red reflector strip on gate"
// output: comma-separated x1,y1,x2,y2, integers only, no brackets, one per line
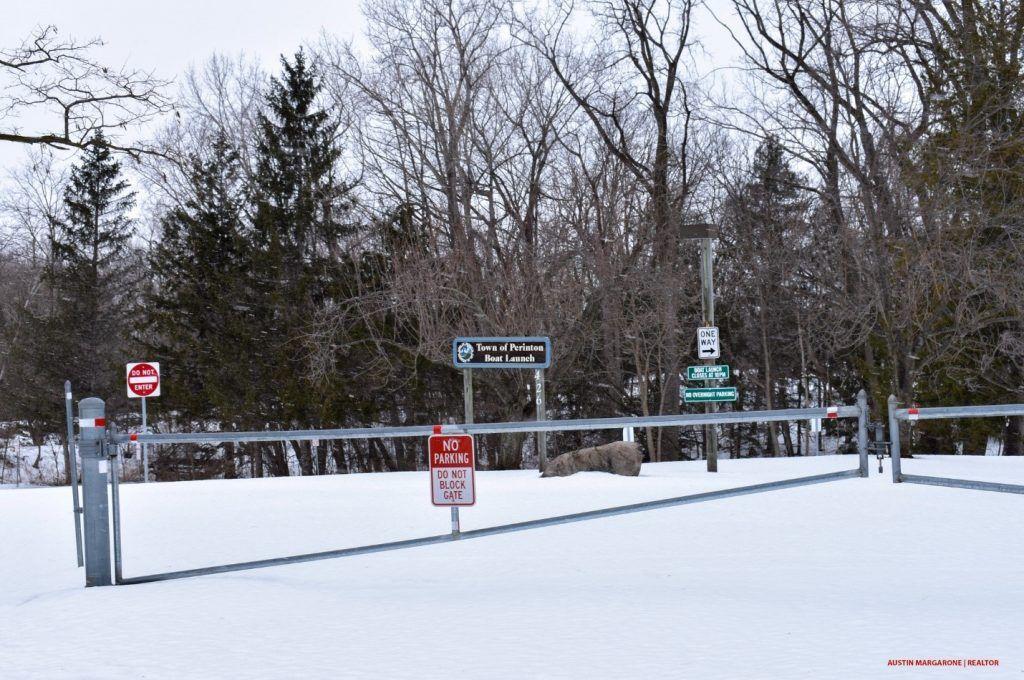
826,406,838,419
908,407,920,421
79,418,105,428
129,433,138,441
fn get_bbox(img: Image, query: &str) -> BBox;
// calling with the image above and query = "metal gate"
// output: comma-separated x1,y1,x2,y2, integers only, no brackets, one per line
72,391,871,586
887,396,1024,494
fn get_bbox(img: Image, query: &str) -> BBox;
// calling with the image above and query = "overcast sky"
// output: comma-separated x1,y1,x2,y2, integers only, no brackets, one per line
1,0,367,170
1,0,743,174
1,0,366,81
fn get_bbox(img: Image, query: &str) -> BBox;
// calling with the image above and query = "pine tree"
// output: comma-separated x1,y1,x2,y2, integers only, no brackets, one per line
147,135,257,478
150,141,248,399
252,49,344,264
247,50,350,475
9,133,139,438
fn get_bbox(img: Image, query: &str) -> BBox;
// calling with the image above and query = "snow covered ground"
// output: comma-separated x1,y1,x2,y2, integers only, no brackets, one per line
1,454,1021,679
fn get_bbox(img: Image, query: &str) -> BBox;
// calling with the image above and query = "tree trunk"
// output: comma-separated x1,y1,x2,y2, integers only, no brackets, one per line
331,443,349,474
759,303,780,456
294,439,313,476
252,442,264,478
493,432,526,470
266,441,289,476
317,441,330,474
223,442,238,479
777,384,794,456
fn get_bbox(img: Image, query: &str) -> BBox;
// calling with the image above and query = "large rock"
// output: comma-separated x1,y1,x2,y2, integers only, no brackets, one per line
541,441,643,478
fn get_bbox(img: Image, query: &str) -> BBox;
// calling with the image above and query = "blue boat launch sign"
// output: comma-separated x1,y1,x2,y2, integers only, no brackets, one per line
452,337,551,369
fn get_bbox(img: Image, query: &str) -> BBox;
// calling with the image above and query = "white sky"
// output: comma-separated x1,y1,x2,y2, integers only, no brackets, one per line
1,0,744,177
0,0,366,171
1,0,366,82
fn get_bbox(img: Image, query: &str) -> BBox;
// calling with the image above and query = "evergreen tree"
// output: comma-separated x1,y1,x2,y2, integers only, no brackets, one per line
912,4,1024,453
148,135,255,476
253,49,345,264
8,133,139,439
150,135,248,416
248,50,351,475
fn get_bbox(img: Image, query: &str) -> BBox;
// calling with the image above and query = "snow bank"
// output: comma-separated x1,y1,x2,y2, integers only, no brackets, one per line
1,455,1021,679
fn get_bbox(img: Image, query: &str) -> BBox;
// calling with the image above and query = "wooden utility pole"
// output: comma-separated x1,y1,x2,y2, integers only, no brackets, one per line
700,236,719,472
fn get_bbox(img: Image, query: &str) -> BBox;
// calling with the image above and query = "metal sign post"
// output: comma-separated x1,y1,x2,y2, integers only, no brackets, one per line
126,362,160,482
141,396,148,482
535,368,546,472
63,381,84,567
463,368,474,426
460,368,473,534
78,397,111,586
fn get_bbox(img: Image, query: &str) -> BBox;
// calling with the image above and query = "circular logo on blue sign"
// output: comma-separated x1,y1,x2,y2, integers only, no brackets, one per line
456,342,475,363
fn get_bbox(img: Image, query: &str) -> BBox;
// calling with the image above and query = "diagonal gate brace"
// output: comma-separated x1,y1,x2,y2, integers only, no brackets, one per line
119,468,860,585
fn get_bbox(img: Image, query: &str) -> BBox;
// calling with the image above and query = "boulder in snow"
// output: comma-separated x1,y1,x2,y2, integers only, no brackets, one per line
541,441,642,478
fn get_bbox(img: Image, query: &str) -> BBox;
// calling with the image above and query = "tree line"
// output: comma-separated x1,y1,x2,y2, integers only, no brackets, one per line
2,0,1022,482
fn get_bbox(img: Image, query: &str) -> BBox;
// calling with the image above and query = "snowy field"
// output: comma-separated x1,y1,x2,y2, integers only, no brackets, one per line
1,454,1022,679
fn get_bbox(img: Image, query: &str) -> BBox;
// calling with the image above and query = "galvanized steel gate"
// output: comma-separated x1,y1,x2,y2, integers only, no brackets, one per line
887,397,1024,495
70,390,872,587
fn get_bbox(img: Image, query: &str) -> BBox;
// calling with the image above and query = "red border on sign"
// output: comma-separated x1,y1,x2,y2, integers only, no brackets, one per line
428,434,476,507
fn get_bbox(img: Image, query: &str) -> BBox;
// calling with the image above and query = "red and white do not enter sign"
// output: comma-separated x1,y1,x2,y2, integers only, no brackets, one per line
429,434,476,506
126,362,161,398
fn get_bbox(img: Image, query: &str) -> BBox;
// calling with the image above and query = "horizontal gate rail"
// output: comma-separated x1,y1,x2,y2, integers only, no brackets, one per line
896,474,1024,495
114,405,863,446
891,404,1024,422
888,395,1024,494
119,468,861,585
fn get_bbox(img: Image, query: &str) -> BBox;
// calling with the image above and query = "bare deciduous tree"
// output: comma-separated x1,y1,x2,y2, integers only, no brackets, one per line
1,25,171,157
517,0,713,460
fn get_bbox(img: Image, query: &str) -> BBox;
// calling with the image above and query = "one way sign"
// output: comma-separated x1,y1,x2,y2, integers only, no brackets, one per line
697,327,720,359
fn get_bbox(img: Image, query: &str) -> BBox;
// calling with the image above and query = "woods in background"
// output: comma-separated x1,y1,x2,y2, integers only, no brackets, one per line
2,0,1023,482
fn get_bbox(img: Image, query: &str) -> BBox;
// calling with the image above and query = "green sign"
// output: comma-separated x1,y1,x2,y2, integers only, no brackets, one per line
683,387,738,403
687,364,730,381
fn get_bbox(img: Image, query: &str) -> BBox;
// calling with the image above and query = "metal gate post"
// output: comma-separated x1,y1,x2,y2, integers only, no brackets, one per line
64,381,84,567
887,395,902,483
110,443,123,584
79,397,112,586
856,390,869,477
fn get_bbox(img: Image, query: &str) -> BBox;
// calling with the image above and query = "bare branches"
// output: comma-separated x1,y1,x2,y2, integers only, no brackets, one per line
1,25,171,159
